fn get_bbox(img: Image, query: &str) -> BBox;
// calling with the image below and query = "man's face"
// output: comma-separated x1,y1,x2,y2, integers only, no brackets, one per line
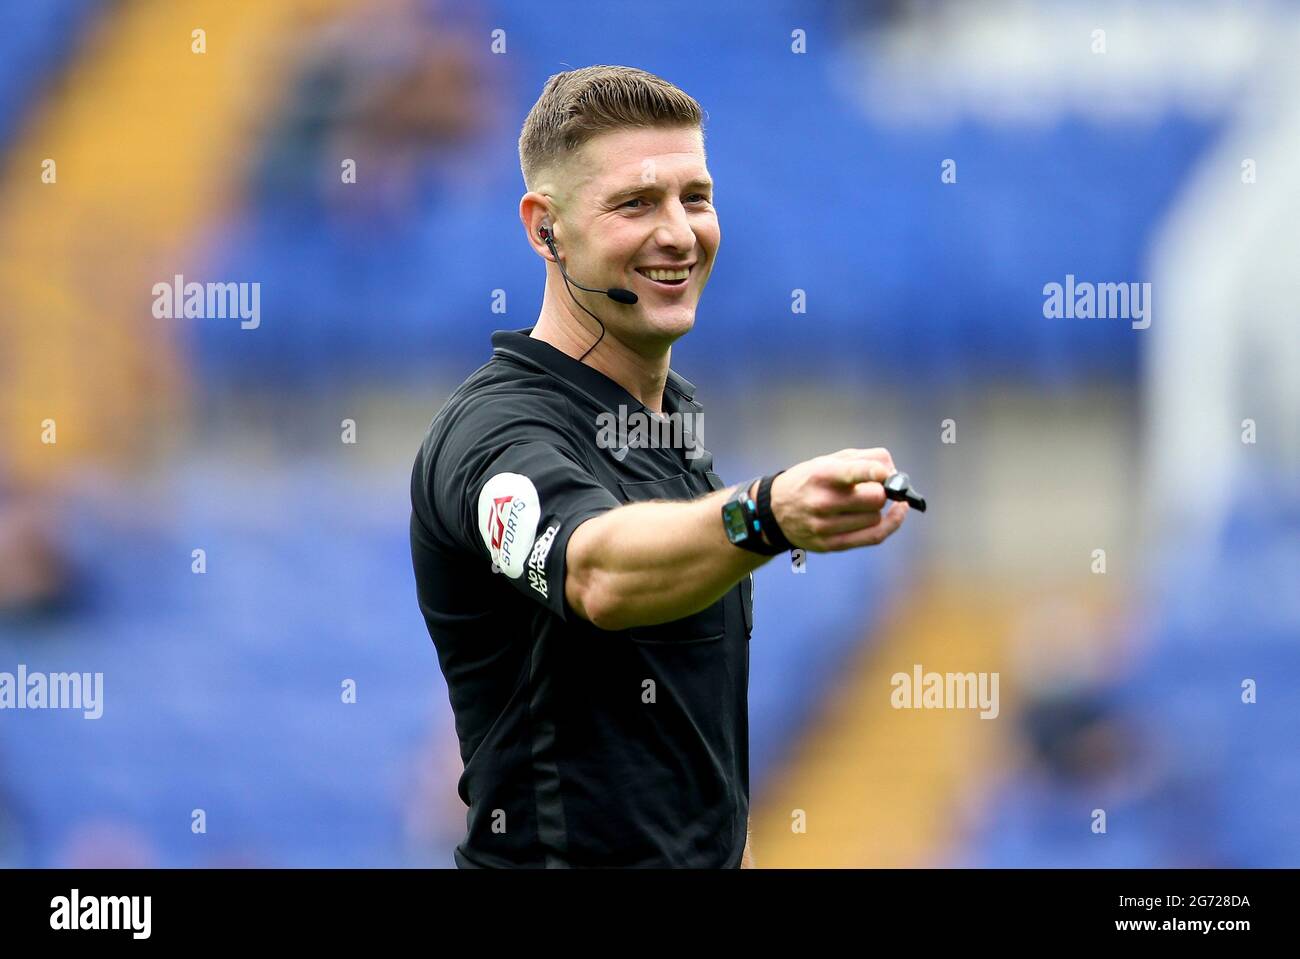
554,125,720,349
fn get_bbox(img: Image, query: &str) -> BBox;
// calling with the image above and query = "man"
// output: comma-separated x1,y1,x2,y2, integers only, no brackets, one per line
409,65,909,868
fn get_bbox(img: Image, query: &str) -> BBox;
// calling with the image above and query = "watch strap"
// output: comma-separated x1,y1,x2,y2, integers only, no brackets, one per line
724,477,784,556
756,471,793,552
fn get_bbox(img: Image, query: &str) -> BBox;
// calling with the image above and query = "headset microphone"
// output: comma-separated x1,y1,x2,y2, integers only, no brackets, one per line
604,287,639,305
538,224,638,362
538,226,638,305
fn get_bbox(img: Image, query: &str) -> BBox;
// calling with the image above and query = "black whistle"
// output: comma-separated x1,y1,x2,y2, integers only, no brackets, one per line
884,472,927,512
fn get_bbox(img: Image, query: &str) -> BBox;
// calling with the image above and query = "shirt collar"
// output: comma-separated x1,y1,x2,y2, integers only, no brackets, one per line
490,326,699,416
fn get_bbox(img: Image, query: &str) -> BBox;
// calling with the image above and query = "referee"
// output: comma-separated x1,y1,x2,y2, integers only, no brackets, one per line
409,65,909,868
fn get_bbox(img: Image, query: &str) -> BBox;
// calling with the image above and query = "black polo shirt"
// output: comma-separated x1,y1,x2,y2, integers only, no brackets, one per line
409,326,753,868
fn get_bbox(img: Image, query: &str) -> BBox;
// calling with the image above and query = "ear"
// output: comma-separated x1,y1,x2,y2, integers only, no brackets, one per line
520,192,555,261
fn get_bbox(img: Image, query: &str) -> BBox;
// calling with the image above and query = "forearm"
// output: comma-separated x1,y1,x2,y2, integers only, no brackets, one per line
566,483,770,631
740,817,755,869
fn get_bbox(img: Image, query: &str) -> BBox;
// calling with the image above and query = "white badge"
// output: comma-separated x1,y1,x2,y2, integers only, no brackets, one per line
477,472,541,579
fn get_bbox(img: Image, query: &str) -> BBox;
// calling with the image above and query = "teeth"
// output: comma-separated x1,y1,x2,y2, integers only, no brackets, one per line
637,267,690,282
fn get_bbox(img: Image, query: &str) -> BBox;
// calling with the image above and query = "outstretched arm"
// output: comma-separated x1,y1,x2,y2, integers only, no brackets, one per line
565,448,907,631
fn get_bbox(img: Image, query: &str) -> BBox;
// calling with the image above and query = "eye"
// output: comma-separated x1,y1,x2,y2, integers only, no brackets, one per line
686,193,710,204
621,197,646,209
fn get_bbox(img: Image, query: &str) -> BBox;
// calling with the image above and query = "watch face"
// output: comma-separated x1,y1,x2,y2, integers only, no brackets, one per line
722,502,750,543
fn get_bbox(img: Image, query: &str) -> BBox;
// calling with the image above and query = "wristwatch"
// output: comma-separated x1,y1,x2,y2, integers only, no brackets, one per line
721,474,790,555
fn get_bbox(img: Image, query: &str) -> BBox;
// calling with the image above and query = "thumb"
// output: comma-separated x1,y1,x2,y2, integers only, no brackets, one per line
831,458,891,488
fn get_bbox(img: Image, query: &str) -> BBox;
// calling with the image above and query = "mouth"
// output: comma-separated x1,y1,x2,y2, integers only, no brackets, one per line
633,264,694,288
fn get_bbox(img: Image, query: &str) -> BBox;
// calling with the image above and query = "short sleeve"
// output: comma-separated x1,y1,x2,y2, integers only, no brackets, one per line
429,402,620,622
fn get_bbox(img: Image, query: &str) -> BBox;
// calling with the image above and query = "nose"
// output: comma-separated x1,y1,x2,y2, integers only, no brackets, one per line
652,197,696,253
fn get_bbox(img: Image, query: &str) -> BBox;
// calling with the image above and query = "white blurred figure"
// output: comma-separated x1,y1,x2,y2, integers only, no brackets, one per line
1143,15,1300,561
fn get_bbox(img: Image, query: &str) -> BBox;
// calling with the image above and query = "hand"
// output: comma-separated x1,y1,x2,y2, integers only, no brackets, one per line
768,448,909,552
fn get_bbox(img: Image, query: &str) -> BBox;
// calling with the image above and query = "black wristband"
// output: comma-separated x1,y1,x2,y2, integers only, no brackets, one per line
755,471,794,552
721,477,783,555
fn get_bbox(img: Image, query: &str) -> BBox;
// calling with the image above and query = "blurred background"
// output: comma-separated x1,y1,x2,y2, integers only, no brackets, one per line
0,0,1296,867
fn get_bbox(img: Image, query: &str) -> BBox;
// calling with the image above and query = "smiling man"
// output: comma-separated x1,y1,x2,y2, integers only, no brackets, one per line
409,65,908,869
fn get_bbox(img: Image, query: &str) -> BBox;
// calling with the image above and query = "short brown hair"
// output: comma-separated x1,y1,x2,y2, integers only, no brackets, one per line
518,65,703,192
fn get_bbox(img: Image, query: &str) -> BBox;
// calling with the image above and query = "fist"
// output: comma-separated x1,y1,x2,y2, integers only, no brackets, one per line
768,448,909,552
